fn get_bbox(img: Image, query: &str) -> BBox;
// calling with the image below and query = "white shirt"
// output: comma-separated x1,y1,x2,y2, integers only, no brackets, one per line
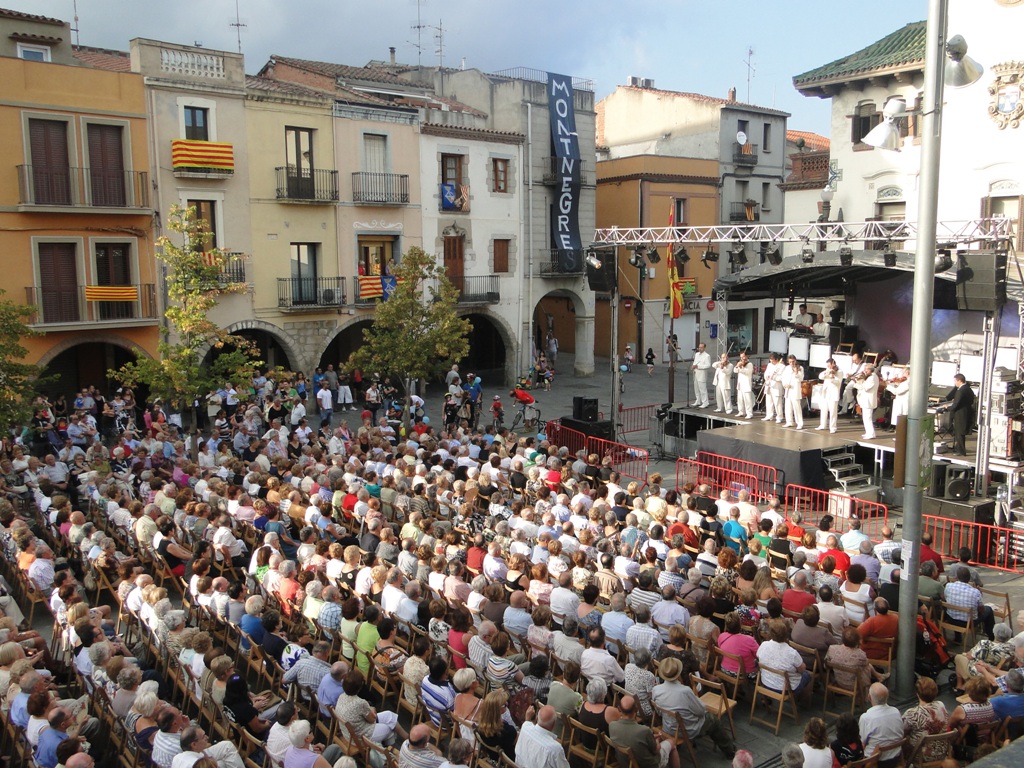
580,647,625,685
317,388,333,411
781,364,804,400
549,587,581,623
692,351,711,371
735,361,754,393
819,368,842,402
515,721,571,768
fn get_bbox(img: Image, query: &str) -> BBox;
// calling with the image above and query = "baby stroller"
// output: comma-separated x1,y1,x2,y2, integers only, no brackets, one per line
915,613,950,679
517,371,535,390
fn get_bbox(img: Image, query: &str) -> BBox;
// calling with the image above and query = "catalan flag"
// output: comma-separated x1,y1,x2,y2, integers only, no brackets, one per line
358,275,383,300
171,140,235,171
85,285,138,302
668,204,683,319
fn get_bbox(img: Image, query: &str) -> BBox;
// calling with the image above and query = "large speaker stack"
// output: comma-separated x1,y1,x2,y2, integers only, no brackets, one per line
572,396,599,422
956,249,1007,312
560,417,614,441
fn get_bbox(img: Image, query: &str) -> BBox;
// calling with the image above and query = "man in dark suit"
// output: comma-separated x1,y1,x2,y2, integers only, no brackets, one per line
943,373,975,455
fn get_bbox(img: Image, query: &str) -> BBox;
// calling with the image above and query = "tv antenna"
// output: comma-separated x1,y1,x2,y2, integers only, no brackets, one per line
230,0,247,53
743,47,756,102
71,0,80,46
433,19,445,69
409,0,428,65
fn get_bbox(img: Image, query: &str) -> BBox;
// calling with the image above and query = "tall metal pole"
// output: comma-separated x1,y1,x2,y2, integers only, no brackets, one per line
896,0,947,700
610,249,621,439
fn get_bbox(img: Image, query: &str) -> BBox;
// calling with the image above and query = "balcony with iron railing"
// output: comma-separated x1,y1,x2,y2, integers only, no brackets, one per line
218,253,247,284
541,156,591,186
25,284,158,327
17,165,149,209
275,166,339,202
730,201,761,222
351,172,410,204
732,142,759,166
449,275,500,304
538,249,585,276
277,277,347,310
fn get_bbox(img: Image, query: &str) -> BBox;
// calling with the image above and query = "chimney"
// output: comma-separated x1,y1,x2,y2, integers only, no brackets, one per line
389,46,396,64
727,86,737,102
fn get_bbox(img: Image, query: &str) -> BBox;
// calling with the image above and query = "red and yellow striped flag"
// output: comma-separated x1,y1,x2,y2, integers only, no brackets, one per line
85,285,138,302
171,140,235,170
358,275,383,299
668,204,683,319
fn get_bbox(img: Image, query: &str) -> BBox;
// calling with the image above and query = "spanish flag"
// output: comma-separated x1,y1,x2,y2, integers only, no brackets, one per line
171,140,235,171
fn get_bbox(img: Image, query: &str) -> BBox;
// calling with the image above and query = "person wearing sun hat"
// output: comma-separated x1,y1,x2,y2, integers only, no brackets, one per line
651,657,736,756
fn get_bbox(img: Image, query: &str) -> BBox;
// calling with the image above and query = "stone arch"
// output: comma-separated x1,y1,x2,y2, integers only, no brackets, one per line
199,319,305,374
317,315,375,370
457,308,517,387
533,287,594,377
35,333,152,369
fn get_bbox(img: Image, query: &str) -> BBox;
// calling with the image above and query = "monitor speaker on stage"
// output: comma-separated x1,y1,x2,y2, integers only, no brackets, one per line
944,465,971,500
572,396,599,422
956,250,1007,312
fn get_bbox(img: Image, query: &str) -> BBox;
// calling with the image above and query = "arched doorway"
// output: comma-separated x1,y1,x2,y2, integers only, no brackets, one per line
533,291,579,358
39,341,141,401
319,319,373,371
460,313,509,387
204,326,297,375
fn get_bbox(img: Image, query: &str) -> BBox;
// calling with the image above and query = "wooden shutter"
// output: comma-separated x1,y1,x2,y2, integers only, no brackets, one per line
88,124,126,206
28,118,71,205
493,239,509,273
95,243,132,320
37,243,79,322
364,134,387,174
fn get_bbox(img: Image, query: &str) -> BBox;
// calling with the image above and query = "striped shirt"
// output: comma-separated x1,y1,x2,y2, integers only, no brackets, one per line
420,676,456,725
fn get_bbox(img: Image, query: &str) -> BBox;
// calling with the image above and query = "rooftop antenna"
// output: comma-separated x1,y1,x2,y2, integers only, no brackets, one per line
743,46,756,103
409,0,428,66
433,19,445,69
71,0,79,46
230,0,247,53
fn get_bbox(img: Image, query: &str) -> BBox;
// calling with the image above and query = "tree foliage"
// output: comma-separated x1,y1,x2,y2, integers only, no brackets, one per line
110,205,260,420
0,291,42,426
347,246,471,409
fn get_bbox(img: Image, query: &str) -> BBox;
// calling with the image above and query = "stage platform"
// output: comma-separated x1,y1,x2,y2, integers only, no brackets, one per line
662,404,983,491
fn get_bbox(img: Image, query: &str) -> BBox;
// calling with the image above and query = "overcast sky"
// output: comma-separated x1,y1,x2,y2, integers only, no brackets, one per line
16,0,925,134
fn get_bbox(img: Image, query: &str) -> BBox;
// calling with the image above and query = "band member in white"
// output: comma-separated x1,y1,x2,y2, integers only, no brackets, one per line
841,351,865,416
762,352,785,423
691,343,711,408
712,353,734,414
855,364,880,439
734,352,755,419
793,303,815,330
887,367,910,433
811,313,830,338
816,358,842,434
781,355,804,429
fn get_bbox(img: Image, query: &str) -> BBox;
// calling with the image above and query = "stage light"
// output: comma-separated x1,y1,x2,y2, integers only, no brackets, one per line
883,244,898,268
645,244,661,264
934,250,954,274
839,246,854,267
701,248,719,269
729,242,747,266
801,247,815,264
672,245,689,267
584,250,603,270
863,97,908,151
765,246,783,266
628,246,645,268
945,35,984,88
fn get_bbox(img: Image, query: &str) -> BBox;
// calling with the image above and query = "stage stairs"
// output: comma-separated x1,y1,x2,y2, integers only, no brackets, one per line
822,444,875,494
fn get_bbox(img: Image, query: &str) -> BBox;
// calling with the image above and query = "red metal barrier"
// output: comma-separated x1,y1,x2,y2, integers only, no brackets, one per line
695,451,780,500
545,420,587,458
675,458,760,501
784,484,889,541
619,403,658,434
923,514,1024,573
586,436,649,491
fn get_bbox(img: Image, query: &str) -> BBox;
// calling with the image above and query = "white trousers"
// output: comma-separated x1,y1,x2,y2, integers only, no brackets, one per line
715,385,732,413
738,391,754,417
785,395,803,428
694,371,709,406
861,407,875,438
819,400,838,432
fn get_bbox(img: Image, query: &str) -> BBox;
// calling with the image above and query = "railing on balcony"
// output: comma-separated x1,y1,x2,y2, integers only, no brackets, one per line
732,142,759,166
538,249,585,276
218,253,247,284
25,284,157,325
730,201,761,222
17,165,149,208
541,156,590,185
277,277,347,309
450,275,500,304
275,166,339,202
351,172,410,204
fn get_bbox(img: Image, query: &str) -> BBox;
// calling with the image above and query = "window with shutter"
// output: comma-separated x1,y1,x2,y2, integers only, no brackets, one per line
493,239,510,273
88,124,126,206
36,243,79,323
95,243,133,320
851,103,881,146
363,134,388,174
186,199,218,252
28,119,71,205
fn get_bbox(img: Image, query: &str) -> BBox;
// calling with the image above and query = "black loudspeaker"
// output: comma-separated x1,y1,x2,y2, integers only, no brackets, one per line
561,416,614,441
586,255,616,292
572,396,599,422
956,250,1007,312
944,465,971,500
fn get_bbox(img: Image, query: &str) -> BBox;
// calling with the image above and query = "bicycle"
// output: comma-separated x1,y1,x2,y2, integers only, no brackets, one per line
492,406,504,431
510,402,542,431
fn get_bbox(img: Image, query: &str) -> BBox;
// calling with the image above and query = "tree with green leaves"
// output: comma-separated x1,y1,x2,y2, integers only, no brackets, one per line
347,246,471,425
110,204,260,443
0,291,42,429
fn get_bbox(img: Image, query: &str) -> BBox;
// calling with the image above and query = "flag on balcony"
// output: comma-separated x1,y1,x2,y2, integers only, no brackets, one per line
668,204,683,319
85,285,138,302
381,275,397,301
358,275,384,300
741,142,753,155
171,140,235,171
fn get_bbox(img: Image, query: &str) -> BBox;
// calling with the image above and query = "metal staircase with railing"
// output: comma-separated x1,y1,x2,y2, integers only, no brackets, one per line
822,444,875,494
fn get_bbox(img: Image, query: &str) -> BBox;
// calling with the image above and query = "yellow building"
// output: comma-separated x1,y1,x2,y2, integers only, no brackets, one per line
594,155,719,358
0,10,157,393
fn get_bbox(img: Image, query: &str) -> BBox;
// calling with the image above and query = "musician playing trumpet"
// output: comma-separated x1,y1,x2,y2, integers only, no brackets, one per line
816,358,842,434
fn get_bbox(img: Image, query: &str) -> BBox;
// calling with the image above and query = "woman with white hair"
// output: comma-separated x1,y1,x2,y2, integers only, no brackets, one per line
576,678,620,749
284,719,341,768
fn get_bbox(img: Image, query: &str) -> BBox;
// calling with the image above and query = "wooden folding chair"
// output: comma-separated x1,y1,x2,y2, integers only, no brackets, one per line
905,730,958,768
690,671,736,738
749,664,800,734
863,636,895,676
566,717,608,768
939,602,976,651
823,659,863,717
650,703,699,765
712,646,749,702
872,738,909,768
980,587,1012,630
604,733,645,768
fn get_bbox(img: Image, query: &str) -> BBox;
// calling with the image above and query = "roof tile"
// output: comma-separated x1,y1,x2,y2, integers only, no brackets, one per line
72,45,131,72
793,21,926,88
619,84,789,117
786,130,830,152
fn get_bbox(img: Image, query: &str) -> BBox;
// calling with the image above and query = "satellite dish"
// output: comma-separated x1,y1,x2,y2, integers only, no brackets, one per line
736,130,748,145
